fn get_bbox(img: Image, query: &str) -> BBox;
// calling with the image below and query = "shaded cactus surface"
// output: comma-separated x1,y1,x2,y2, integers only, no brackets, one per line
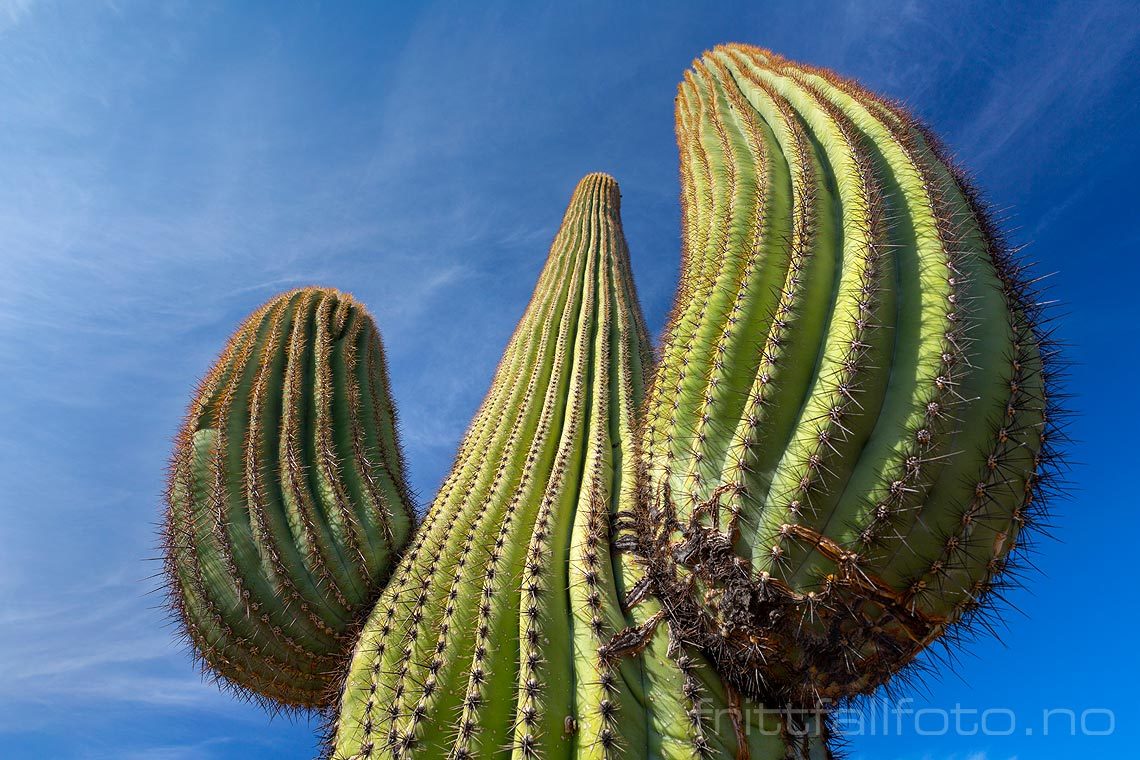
165,287,417,708
330,174,831,760
635,45,1057,705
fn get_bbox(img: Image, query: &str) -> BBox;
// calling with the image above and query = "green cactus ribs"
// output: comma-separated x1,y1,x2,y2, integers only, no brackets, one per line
163,287,417,709
632,44,1062,707
329,173,831,760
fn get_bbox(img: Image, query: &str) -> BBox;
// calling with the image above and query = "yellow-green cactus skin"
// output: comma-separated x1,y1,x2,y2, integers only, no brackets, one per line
329,174,831,760
633,45,1057,706
164,288,417,708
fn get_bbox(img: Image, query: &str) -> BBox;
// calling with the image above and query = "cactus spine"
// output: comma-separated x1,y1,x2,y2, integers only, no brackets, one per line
329,174,830,760
164,287,417,708
635,45,1057,705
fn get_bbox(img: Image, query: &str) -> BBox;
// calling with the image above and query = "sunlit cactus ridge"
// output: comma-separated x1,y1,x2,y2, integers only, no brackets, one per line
631,43,1060,706
164,287,417,708
328,173,831,760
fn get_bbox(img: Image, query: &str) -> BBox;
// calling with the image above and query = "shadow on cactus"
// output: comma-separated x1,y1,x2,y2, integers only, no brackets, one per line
161,44,1063,758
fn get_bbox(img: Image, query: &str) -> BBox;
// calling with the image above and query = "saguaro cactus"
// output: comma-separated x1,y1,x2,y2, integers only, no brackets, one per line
329,174,830,760
633,44,1058,706
164,287,417,708
159,41,1061,760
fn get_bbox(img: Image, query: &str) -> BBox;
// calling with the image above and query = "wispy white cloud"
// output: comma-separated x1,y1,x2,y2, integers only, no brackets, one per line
0,0,35,33
78,734,289,760
953,0,1140,174
0,572,220,726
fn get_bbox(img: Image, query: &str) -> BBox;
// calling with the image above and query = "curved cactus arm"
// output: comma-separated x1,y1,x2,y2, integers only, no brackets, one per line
329,174,829,760
636,45,1058,707
164,287,417,709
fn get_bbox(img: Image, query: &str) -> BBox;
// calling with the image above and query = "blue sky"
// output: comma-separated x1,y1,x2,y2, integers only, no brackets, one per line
0,1,1136,758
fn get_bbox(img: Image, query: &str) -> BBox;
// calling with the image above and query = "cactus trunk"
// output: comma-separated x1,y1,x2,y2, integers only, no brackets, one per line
635,45,1056,706
165,287,417,708
329,174,830,760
